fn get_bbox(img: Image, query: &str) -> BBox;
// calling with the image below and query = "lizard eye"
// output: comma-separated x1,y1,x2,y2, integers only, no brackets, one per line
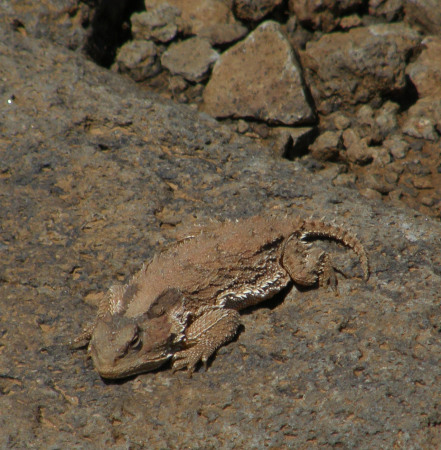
129,332,142,350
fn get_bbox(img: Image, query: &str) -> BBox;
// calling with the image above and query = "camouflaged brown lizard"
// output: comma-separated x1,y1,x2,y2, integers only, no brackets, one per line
73,215,369,379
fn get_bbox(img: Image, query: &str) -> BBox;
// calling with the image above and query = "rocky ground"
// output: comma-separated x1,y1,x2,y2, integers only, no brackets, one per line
0,0,440,448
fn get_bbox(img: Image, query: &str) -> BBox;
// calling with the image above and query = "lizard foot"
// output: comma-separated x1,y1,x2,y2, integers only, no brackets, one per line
172,308,241,376
172,344,211,377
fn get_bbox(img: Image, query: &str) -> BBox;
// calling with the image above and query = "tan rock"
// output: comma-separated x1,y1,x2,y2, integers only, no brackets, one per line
161,37,219,83
406,37,441,98
301,23,420,114
203,21,315,125
131,5,180,43
145,0,239,36
309,131,342,161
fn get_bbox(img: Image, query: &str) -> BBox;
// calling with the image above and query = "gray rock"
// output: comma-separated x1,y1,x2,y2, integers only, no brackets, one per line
131,5,181,43
203,21,316,125
161,37,219,83
0,0,93,50
113,40,161,81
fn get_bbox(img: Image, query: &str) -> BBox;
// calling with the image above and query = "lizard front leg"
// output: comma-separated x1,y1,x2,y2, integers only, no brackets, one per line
71,284,126,348
172,308,241,376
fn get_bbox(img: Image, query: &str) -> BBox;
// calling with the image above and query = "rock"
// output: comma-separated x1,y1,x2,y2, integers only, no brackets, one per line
168,75,188,94
339,14,363,29
346,139,375,165
288,0,365,31
197,23,248,46
332,172,357,188
301,23,421,114
369,0,404,21
234,0,283,21
309,130,342,161
113,40,161,81
363,171,395,193
374,101,399,138
402,106,439,141
412,176,433,189
203,21,316,125
360,187,383,200
2,20,441,450
131,5,181,43
161,37,219,82
404,0,441,35
342,129,374,164
270,126,317,158
284,15,313,50
0,0,94,51
383,135,410,159
355,101,399,142
370,146,391,167
421,195,435,207
145,0,240,37
326,112,352,131
406,37,441,98
402,37,441,141
236,119,250,134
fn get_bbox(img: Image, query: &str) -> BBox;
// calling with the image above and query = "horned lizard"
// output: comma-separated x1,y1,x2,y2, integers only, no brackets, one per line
73,215,369,379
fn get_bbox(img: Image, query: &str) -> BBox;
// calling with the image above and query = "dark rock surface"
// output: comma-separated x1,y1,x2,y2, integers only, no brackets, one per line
1,5,441,449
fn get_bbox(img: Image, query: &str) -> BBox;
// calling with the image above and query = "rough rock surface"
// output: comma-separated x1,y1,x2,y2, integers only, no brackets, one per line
300,23,421,115
203,21,315,125
403,37,441,140
2,19,441,449
113,40,161,81
145,0,240,37
404,0,441,35
161,37,219,83
131,6,180,43
197,22,248,46
288,0,365,31
234,0,283,21
369,0,404,21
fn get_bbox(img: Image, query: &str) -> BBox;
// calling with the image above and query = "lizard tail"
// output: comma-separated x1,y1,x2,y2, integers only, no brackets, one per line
298,219,369,281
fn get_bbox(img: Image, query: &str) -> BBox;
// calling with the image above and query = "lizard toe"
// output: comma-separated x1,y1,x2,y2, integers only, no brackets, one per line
172,348,202,375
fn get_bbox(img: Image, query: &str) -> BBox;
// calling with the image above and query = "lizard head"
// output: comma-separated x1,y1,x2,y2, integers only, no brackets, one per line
89,288,187,379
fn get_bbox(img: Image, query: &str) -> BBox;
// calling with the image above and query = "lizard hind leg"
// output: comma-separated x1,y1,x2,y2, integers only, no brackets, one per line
281,235,338,292
172,308,241,376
